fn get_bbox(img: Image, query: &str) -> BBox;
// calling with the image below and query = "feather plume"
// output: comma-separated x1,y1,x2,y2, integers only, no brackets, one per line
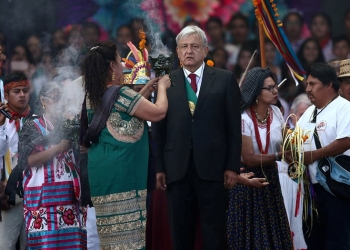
127,41,141,62
122,58,135,68
142,48,148,62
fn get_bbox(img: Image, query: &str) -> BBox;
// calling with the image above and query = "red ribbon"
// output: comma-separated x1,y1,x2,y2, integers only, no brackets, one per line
250,106,271,154
9,106,30,132
4,80,30,93
295,182,301,217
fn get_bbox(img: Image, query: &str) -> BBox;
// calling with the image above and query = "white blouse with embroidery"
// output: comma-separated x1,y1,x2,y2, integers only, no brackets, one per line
241,105,285,155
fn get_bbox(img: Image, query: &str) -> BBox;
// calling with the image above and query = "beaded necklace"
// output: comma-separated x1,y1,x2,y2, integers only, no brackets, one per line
253,107,270,124
250,106,271,154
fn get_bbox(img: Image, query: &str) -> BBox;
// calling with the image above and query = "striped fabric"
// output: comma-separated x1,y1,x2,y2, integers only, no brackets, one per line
22,117,87,249
24,182,74,209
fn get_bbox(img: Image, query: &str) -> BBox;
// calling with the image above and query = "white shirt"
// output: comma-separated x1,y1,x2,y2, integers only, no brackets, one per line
0,119,21,180
0,123,8,157
241,105,285,156
297,96,350,183
183,63,205,98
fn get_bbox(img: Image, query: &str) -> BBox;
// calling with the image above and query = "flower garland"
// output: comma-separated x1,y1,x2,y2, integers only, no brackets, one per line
206,60,214,67
122,29,149,69
139,29,146,50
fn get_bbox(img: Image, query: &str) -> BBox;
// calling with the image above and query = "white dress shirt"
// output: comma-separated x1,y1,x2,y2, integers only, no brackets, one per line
183,62,205,98
0,119,21,180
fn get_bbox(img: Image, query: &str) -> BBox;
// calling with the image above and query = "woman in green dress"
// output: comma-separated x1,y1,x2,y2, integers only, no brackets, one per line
81,41,171,249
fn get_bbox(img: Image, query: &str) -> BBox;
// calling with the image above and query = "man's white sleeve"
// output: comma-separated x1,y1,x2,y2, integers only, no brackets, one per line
0,124,9,156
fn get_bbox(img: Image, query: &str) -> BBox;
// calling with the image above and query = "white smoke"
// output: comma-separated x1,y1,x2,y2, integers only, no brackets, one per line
149,32,172,58
59,76,85,120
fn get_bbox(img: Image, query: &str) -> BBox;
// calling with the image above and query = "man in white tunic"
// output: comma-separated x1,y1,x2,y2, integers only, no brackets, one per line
297,63,350,250
0,72,30,250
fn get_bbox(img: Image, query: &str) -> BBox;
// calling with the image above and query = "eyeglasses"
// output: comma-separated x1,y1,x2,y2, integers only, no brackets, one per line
179,44,202,51
261,85,278,92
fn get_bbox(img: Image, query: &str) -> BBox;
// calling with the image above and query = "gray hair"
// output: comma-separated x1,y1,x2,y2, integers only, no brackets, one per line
39,81,61,99
176,25,208,47
290,93,311,112
36,81,61,115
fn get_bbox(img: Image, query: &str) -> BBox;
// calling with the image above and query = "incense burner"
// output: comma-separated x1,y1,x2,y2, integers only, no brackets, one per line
149,54,173,77
62,116,80,150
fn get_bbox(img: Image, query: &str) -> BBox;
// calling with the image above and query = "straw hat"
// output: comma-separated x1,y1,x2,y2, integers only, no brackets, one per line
338,59,350,78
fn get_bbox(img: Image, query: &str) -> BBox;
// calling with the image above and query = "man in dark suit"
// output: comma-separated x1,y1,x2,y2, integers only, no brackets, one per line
152,25,242,250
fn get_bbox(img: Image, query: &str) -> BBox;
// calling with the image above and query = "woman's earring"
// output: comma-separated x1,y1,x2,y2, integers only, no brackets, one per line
43,105,45,109
112,72,115,81
256,99,259,105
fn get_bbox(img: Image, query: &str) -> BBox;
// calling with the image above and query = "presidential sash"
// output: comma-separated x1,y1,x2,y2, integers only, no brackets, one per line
185,77,198,115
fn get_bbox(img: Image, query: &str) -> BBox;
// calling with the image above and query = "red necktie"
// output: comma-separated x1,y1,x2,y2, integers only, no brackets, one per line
189,73,197,93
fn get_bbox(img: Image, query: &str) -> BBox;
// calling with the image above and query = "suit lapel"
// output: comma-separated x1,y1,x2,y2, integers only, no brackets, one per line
170,68,192,117
194,66,215,115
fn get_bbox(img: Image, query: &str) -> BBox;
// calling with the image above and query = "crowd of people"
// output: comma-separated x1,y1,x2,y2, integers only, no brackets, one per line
0,7,350,250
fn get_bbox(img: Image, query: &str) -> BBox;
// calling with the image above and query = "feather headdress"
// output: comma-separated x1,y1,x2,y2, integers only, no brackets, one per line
122,29,151,85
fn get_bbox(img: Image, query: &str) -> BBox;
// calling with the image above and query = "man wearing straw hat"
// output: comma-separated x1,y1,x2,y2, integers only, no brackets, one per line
338,59,350,101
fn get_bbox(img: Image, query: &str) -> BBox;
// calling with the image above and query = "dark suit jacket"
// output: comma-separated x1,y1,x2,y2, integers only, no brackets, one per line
152,65,242,184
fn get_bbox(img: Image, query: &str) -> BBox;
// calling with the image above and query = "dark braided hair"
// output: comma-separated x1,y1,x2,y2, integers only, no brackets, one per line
81,41,117,110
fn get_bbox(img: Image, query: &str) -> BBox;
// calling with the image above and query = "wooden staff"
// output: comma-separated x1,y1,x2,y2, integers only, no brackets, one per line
258,22,266,68
239,49,258,88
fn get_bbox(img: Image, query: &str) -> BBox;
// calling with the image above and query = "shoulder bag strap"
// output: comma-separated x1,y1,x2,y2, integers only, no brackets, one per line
312,107,322,150
84,85,122,144
314,128,322,149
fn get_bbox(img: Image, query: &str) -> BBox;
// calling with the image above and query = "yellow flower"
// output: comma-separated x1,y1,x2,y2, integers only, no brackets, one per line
206,60,214,67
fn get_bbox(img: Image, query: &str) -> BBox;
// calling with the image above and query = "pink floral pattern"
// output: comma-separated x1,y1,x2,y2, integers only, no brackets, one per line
34,217,43,229
55,152,74,179
23,116,86,248
164,0,219,26
56,161,65,179
212,0,246,24
29,209,48,231
57,206,79,227
63,208,75,225
141,0,246,34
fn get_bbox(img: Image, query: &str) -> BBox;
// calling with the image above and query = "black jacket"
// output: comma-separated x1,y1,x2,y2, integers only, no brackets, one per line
152,65,242,184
